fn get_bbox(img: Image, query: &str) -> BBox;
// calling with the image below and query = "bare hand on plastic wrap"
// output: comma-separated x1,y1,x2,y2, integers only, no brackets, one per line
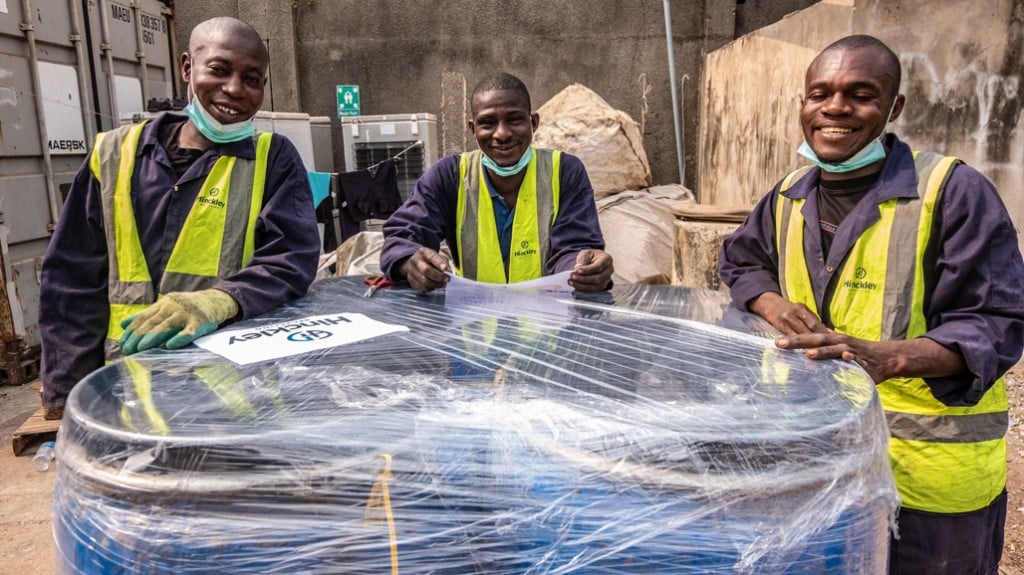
750,292,962,384
398,247,451,292
749,291,828,336
751,292,890,381
569,249,613,292
776,332,966,385
774,330,896,383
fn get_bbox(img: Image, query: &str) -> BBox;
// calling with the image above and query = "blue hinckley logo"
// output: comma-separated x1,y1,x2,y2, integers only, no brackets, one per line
228,315,350,344
287,330,332,342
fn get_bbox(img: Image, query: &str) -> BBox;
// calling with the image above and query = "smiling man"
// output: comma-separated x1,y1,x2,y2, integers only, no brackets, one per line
380,72,613,292
719,35,1024,574
38,17,320,416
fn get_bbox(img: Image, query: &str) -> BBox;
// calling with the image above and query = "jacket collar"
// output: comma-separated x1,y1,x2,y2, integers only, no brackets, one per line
138,111,258,160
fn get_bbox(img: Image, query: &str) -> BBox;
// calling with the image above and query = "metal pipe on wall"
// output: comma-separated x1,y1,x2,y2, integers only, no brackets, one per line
162,4,179,99
19,0,62,230
69,0,96,145
130,0,150,107
97,0,121,127
662,0,686,187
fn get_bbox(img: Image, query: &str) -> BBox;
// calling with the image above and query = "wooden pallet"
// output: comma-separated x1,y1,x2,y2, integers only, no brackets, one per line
11,407,59,456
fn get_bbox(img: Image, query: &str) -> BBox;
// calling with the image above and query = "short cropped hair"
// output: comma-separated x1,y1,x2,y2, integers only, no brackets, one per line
471,73,532,111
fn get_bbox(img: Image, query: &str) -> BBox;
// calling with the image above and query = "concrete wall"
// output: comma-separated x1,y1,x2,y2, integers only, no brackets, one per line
172,1,821,192
699,0,855,206
700,0,1024,233
298,0,736,190
170,0,302,112
734,0,819,36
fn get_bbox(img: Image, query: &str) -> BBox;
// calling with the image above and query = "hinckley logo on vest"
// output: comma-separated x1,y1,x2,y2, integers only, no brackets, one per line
843,267,878,291
198,187,226,208
194,313,409,365
514,239,537,258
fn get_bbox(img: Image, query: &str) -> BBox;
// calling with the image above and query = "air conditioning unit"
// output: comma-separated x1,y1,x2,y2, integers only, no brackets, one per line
253,111,316,170
340,113,439,201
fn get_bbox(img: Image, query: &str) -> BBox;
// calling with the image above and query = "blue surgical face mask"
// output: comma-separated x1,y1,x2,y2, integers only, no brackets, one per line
481,146,534,177
797,138,886,173
797,97,898,174
183,76,256,144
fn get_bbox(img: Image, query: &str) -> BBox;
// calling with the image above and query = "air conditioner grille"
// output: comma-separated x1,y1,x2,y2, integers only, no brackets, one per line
353,141,426,200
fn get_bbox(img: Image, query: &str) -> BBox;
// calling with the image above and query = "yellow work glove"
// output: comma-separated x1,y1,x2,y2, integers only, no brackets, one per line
118,289,239,355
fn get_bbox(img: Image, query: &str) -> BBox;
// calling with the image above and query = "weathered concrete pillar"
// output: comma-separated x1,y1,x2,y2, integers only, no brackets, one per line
671,220,737,291
670,205,750,291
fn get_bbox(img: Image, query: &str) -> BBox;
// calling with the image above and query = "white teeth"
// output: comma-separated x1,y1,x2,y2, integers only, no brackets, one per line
820,127,852,135
215,105,240,116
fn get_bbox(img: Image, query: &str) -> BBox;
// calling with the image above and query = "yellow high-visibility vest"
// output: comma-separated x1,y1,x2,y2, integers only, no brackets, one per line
90,122,271,358
775,153,1007,513
455,148,560,283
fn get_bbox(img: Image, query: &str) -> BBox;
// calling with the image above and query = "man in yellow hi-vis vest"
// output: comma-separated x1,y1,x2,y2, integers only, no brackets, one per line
38,17,320,418
380,73,614,292
719,35,1024,575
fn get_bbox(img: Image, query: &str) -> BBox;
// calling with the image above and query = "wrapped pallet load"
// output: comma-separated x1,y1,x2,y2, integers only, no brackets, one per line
54,277,897,574
597,184,693,285
533,84,652,198
534,84,684,285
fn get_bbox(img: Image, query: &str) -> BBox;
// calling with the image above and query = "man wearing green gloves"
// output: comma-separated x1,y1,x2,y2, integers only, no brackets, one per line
38,16,320,418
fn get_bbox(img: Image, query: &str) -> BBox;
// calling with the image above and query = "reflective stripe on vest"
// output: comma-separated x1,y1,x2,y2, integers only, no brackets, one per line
120,356,170,435
119,358,271,434
92,123,271,358
776,154,1007,513
455,148,560,283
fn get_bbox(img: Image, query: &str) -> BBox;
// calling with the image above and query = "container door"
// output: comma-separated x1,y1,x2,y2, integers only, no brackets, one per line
86,0,177,130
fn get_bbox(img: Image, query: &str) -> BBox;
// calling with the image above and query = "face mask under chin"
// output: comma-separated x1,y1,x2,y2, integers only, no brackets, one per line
797,137,887,174
183,76,256,144
481,146,534,177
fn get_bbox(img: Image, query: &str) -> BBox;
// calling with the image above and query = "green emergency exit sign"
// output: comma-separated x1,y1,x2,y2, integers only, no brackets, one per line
336,85,360,117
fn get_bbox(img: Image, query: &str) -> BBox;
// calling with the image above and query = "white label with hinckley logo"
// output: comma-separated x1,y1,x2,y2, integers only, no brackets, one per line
194,313,409,365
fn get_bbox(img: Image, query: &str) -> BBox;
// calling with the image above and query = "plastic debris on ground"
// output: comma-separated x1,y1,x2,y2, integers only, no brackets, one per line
54,277,897,574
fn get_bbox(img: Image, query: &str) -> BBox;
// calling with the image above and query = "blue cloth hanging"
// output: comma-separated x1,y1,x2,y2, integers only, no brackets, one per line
307,171,332,209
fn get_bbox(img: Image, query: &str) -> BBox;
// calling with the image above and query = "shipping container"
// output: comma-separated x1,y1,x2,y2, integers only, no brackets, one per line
0,0,177,384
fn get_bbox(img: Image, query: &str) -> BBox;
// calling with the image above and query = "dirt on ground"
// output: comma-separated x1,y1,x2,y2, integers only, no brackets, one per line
0,381,56,575
1003,365,1024,574
2,369,1023,575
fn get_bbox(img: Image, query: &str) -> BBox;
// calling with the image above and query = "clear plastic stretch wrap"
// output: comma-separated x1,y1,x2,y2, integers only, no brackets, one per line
54,277,898,574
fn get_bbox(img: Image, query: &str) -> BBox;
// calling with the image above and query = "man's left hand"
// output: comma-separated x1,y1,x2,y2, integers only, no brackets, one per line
119,289,240,355
569,249,614,292
776,331,898,383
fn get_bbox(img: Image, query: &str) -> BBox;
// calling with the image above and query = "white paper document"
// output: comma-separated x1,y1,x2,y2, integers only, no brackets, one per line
444,270,573,293
443,272,575,327
194,313,409,365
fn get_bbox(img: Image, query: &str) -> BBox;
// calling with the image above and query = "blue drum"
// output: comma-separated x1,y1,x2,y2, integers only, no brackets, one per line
53,278,897,574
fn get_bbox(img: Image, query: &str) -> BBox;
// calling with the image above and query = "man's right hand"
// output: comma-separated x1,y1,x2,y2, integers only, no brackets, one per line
398,248,451,292
749,291,827,336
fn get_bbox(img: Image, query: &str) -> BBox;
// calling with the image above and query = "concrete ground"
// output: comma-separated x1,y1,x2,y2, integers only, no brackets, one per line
0,381,56,575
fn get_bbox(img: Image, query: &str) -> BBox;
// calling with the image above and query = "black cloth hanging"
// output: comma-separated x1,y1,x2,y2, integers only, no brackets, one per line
315,174,344,253
337,158,403,241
